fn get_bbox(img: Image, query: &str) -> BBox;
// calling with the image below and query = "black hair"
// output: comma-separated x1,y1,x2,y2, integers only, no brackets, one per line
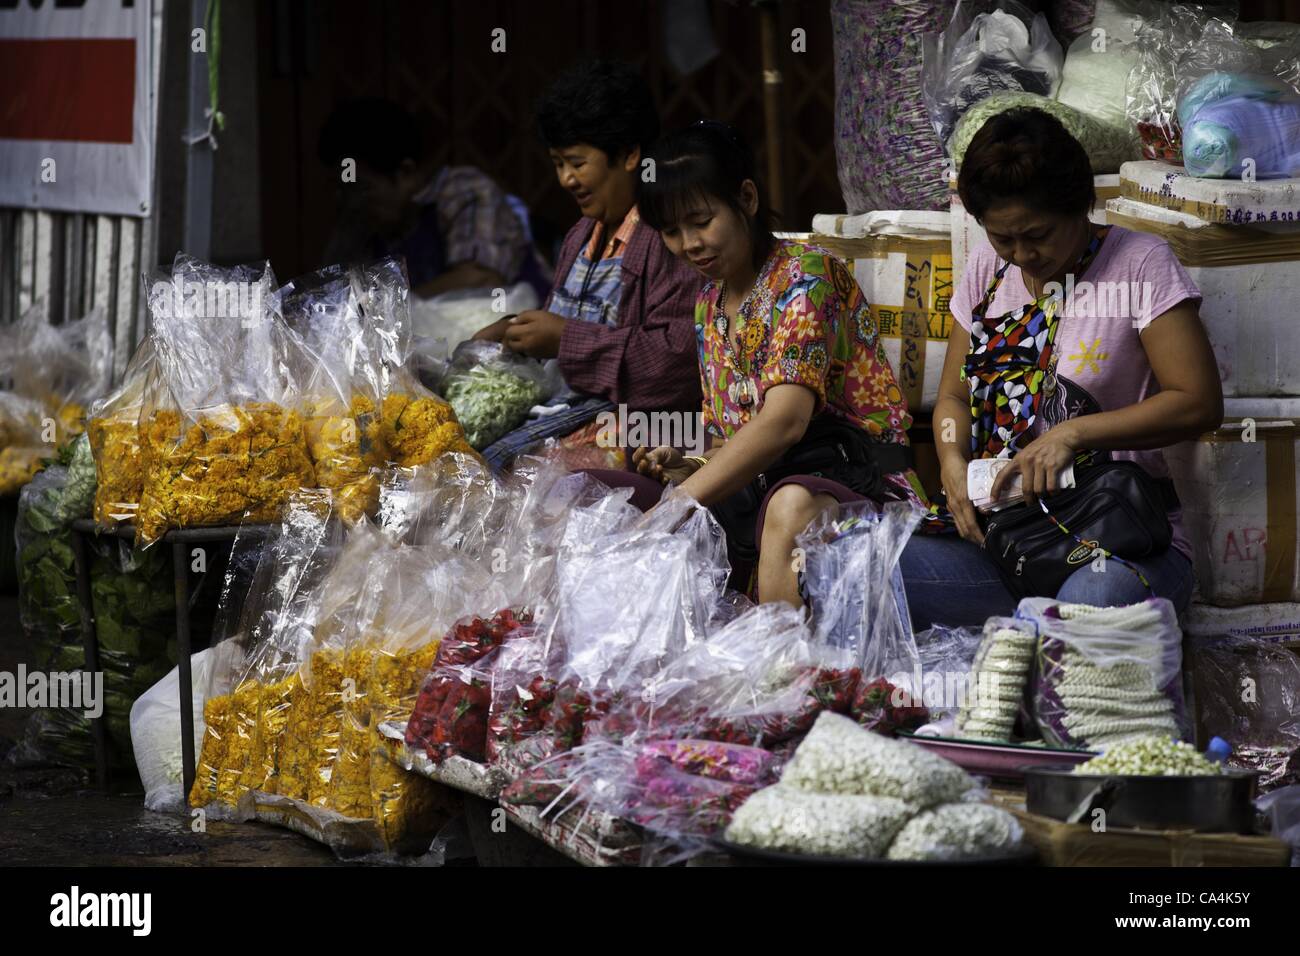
638,120,776,270
957,108,1095,222
317,98,422,178
535,59,660,162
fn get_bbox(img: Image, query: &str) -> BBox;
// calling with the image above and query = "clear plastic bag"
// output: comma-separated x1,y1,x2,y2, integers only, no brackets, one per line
923,0,1064,155
347,257,478,471
545,491,726,697
5,300,113,446
1125,3,1240,161
280,265,388,524
1256,785,1300,865
440,341,550,450
136,255,317,546
1020,597,1190,750
1188,637,1300,791
87,337,157,529
404,608,533,763
915,625,984,721
798,502,921,691
590,602,850,748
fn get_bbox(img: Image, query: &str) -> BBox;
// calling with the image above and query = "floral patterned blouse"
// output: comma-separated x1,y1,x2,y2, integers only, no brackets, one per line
696,240,927,504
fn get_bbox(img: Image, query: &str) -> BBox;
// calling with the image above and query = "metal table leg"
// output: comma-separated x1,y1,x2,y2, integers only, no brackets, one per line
174,539,196,806
71,528,109,792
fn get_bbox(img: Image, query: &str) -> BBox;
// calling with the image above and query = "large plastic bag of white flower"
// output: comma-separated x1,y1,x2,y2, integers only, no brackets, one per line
1018,597,1190,750
725,786,913,858
885,801,1023,861
779,712,974,807
130,647,215,813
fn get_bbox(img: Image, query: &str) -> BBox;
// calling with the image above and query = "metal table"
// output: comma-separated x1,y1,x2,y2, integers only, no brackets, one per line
69,520,273,799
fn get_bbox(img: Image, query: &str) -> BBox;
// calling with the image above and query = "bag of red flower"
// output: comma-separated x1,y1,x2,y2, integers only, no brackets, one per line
404,608,532,762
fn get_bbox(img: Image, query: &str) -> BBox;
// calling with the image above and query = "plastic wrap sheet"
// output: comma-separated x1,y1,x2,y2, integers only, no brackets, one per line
87,338,156,528
1189,637,1300,791
830,0,956,213
923,1,1064,157
440,341,550,450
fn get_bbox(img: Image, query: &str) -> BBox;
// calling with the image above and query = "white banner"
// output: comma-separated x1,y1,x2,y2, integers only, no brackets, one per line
0,0,155,216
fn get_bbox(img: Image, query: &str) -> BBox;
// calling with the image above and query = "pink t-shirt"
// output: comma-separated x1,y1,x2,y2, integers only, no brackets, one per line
950,226,1203,561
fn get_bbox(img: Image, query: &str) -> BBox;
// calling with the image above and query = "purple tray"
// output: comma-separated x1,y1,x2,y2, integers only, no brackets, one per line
898,732,1096,782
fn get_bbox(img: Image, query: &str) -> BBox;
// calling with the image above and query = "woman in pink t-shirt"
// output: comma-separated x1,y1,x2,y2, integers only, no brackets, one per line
900,108,1224,629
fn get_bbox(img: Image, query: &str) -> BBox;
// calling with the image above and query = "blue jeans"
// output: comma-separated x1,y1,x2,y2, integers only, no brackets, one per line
898,534,1195,631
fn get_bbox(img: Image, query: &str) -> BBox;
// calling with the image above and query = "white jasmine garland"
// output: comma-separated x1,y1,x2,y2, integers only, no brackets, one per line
725,785,914,858
886,802,1024,862
779,712,975,806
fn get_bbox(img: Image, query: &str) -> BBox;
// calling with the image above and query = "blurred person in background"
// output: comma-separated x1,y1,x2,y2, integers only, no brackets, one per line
317,97,549,299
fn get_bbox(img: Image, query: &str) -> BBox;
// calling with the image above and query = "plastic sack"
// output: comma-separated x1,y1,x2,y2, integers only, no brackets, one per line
440,341,550,450
780,711,976,806
5,300,113,445
589,602,853,748
1019,597,1189,750
725,785,916,859
189,491,339,809
135,255,317,546
130,648,214,812
1057,0,1161,131
923,0,1064,156
280,265,388,524
0,391,53,495
17,437,96,638
544,491,727,697
914,624,984,721
949,90,1140,172
1182,92,1300,178
1125,3,1239,162
404,608,533,763
1047,0,1099,45
1256,785,1300,866
87,337,157,528
347,257,478,471
829,0,956,214
885,801,1023,861
1173,17,1300,126
1188,637,1300,791
406,280,539,350
799,502,919,660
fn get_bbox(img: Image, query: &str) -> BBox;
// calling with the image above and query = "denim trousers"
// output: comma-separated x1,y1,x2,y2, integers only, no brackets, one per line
898,533,1196,631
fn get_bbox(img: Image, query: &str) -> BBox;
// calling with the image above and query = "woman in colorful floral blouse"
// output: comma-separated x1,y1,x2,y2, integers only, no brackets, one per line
626,121,926,606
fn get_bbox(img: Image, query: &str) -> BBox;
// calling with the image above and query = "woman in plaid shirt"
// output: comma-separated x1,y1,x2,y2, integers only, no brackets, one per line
472,60,704,471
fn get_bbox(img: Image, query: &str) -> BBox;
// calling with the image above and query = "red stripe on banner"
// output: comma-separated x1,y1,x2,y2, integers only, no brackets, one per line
0,38,136,144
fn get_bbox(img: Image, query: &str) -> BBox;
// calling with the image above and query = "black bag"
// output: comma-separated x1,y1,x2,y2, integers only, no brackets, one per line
980,460,1177,599
709,415,912,564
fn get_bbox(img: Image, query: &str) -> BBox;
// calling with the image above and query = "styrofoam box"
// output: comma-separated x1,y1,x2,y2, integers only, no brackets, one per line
1119,160,1300,225
949,174,1119,291
1184,602,1300,647
1165,398,1300,607
1107,197,1300,397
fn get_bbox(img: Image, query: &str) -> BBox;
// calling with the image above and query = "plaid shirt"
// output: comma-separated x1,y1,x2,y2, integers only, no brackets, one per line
554,216,704,412
414,166,530,281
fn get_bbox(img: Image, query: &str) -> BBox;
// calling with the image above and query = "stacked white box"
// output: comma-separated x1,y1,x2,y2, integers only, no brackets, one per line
1165,399,1300,607
1106,196,1300,396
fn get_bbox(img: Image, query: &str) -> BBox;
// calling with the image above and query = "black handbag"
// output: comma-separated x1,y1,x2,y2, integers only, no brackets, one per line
709,415,913,564
980,459,1178,599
